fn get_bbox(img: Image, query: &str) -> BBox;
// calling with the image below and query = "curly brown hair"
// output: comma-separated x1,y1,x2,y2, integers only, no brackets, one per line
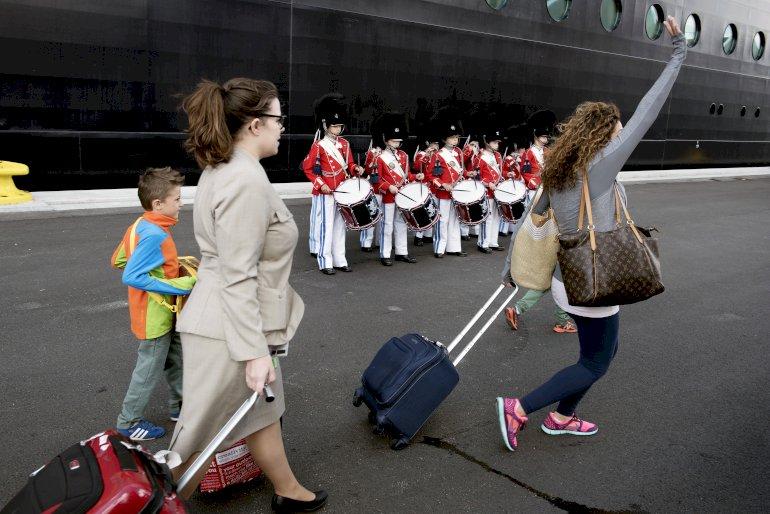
541,101,620,191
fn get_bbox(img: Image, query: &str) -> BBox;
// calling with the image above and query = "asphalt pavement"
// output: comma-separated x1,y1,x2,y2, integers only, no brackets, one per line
1,177,768,513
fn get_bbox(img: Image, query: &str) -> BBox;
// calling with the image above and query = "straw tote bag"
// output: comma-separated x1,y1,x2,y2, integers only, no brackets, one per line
509,186,559,290
557,173,664,307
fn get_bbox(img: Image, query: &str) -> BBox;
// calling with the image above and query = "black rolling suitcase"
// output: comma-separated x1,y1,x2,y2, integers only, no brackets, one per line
353,284,518,449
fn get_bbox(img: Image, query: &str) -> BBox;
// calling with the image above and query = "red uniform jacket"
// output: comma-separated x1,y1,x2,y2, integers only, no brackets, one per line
302,136,357,195
462,145,482,179
411,149,434,183
376,149,412,204
502,152,523,181
428,146,464,200
478,150,503,198
520,146,545,190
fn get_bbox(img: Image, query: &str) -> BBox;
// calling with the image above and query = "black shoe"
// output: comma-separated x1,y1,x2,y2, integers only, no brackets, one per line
395,254,417,263
491,245,505,251
470,233,478,239
271,490,328,513
310,253,317,258
423,236,433,243
380,258,393,266
320,268,336,275
334,265,352,272
477,246,492,254
498,232,508,238
413,237,424,247
446,251,467,257
361,247,373,253
461,235,470,241
434,253,443,258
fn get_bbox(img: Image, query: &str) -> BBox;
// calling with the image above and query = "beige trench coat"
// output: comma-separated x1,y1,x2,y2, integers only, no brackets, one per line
169,148,304,462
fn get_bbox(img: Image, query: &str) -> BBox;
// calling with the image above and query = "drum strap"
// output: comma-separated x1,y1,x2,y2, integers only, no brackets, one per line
319,137,348,172
481,151,501,177
439,148,462,174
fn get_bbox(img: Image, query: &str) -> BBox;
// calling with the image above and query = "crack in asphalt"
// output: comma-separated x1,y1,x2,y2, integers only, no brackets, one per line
420,436,646,514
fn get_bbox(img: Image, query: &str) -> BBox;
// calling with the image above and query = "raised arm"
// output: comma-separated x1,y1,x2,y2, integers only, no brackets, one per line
591,17,686,192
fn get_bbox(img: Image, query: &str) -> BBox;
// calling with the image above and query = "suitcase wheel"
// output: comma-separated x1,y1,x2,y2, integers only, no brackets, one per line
372,424,386,436
390,437,410,451
352,391,363,407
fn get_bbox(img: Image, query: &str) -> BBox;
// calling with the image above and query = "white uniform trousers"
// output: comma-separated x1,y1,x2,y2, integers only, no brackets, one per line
416,225,433,239
359,194,382,249
379,202,408,259
313,193,347,269
478,198,500,249
309,195,319,254
433,198,462,255
498,218,510,235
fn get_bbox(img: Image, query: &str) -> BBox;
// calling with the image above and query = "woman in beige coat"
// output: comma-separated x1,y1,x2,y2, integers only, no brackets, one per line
170,77,327,512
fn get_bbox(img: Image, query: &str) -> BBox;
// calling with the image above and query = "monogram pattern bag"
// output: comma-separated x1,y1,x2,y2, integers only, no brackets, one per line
557,173,664,307
510,186,559,290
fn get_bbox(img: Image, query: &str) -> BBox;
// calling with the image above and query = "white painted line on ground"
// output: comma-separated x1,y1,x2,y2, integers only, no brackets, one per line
1,167,768,214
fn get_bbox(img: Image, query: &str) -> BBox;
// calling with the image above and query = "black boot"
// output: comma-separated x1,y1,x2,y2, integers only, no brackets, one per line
395,254,417,263
413,236,424,247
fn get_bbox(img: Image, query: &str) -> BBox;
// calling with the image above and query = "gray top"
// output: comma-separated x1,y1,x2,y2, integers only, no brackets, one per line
502,34,686,284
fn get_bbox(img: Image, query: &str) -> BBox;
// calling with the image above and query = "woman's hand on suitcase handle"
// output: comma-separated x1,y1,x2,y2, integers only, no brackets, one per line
245,355,276,395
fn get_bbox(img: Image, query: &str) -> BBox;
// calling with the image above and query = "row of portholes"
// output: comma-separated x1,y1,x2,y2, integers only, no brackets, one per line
709,103,761,117
484,1,767,60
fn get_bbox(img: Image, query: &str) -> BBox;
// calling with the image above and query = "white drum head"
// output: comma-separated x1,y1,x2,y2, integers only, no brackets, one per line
494,179,527,203
334,178,372,205
396,182,430,209
451,180,486,204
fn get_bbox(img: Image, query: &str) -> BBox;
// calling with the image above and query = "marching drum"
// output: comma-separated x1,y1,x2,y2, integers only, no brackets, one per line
334,177,382,230
395,182,439,232
493,179,527,222
451,180,489,225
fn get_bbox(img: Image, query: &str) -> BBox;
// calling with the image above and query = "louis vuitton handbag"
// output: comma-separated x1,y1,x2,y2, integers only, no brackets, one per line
557,173,664,307
509,186,560,290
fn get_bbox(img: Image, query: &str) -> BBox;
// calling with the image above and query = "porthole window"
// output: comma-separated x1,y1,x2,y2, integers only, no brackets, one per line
546,0,572,22
755,107,761,118
485,0,508,10
600,0,622,32
717,104,724,115
645,4,665,40
684,14,701,47
709,103,716,115
741,105,747,116
752,32,765,60
723,24,738,55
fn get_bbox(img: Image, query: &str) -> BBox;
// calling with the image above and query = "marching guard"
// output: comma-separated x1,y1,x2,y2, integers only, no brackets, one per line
370,112,417,266
302,93,364,275
359,117,385,253
475,122,506,253
411,127,438,247
520,110,557,200
499,123,528,236
427,109,466,258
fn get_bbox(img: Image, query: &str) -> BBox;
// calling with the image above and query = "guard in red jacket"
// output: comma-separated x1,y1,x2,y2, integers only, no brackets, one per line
476,124,506,253
460,140,481,240
427,109,466,257
371,112,417,266
411,129,438,247
302,93,363,275
520,110,556,198
500,123,529,235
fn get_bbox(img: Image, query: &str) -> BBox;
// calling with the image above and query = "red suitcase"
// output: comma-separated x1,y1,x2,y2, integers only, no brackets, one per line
2,430,185,513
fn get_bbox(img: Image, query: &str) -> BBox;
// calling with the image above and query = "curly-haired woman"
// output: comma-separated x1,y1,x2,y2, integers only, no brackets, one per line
496,16,685,451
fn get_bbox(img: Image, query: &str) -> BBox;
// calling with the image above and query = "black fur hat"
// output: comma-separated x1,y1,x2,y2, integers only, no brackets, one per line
313,93,348,130
430,106,464,141
505,123,531,151
527,110,557,139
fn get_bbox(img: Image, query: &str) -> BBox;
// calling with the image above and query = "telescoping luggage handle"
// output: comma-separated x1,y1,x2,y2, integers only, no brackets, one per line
176,385,275,492
445,283,518,367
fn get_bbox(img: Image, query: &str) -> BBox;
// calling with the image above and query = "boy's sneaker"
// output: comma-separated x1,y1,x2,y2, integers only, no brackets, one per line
495,397,528,451
118,419,166,441
541,413,598,436
553,321,577,333
504,307,519,330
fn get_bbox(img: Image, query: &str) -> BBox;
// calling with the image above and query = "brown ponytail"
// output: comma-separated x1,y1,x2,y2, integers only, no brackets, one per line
182,78,278,169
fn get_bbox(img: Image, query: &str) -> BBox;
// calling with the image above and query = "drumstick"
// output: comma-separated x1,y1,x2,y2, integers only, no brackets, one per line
396,190,418,203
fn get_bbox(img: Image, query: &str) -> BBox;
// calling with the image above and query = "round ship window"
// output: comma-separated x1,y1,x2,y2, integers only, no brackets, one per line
485,0,508,10
645,4,664,40
600,0,622,32
546,0,572,22
752,32,765,60
723,24,738,55
684,14,701,47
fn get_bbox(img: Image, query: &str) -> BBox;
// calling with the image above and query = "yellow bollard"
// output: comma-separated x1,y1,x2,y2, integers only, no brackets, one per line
0,160,33,205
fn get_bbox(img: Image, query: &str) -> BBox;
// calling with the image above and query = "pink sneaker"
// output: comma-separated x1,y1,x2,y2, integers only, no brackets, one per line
495,397,528,451
541,412,598,436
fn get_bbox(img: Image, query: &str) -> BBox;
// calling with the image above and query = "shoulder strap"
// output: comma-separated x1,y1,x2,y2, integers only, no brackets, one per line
579,170,597,251
614,183,644,244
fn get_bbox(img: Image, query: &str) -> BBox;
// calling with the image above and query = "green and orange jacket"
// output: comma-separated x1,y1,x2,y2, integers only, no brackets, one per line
111,212,196,340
